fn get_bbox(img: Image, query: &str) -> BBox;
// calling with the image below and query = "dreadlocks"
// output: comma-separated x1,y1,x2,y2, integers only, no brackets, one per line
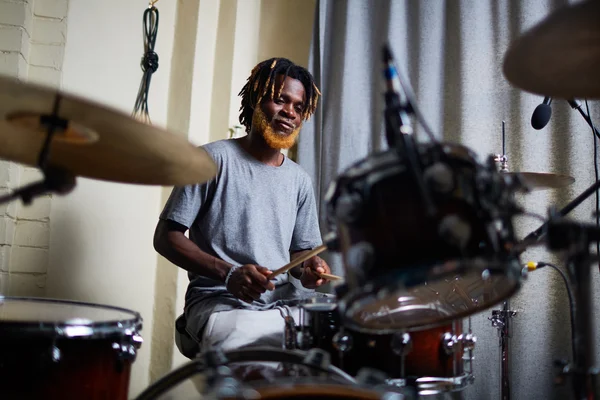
238,58,321,133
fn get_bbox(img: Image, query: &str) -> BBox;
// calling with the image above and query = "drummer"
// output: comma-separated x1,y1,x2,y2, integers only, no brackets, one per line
154,57,331,357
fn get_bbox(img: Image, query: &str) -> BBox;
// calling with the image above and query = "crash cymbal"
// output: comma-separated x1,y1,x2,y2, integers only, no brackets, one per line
503,0,600,98
505,172,575,190
0,76,217,186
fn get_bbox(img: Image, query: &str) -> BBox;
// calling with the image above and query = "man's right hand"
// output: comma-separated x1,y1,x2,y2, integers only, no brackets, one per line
226,265,275,303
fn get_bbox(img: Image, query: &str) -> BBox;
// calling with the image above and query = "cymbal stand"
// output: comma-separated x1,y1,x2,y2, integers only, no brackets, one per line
489,301,517,400
0,94,75,205
546,218,600,400
489,121,517,400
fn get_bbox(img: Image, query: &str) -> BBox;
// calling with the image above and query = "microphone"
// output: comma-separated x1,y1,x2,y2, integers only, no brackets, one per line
382,45,412,148
531,96,552,130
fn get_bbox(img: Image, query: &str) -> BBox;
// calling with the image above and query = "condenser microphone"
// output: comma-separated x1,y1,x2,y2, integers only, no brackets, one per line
382,45,412,147
531,97,552,130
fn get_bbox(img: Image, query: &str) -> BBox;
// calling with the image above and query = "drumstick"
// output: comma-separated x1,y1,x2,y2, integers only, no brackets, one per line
270,244,327,279
318,272,343,281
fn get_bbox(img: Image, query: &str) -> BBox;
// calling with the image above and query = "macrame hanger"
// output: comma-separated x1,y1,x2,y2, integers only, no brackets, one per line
132,0,160,124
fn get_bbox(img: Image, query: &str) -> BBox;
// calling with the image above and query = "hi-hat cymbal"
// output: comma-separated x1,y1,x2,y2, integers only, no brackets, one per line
503,1,600,99
0,76,217,186
506,172,575,190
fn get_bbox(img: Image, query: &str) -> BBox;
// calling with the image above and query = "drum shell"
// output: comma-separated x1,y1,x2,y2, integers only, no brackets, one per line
301,304,465,379
330,144,501,282
0,336,133,399
326,143,522,331
0,297,142,400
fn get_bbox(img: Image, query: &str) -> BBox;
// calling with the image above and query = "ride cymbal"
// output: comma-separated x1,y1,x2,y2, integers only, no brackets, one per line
506,172,575,190
503,1,600,99
0,76,217,186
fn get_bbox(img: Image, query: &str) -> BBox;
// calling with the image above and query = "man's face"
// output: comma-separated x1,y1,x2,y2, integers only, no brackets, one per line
252,75,305,150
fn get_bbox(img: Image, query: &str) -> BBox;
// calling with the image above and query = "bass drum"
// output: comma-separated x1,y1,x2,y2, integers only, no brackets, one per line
325,142,524,332
0,296,143,400
135,347,416,400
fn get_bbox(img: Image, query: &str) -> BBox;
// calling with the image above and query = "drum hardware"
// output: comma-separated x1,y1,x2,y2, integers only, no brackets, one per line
514,179,600,254
493,121,574,191
277,306,298,350
543,217,600,400
112,328,144,367
489,301,516,400
0,91,76,205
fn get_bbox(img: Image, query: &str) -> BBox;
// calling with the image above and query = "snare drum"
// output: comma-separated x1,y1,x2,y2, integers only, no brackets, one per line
134,347,415,400
325,143,523,331
299,297,474,394
0,297,143,400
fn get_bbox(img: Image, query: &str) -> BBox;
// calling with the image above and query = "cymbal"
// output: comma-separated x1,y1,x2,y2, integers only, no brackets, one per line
0,76,217,186
503,1,600,99
506,172,575,190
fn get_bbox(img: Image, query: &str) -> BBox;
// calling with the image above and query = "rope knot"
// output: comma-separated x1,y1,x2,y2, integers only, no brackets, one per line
142,51,159,73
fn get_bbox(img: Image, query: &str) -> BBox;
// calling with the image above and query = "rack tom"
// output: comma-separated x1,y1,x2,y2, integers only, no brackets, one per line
325,143,524,332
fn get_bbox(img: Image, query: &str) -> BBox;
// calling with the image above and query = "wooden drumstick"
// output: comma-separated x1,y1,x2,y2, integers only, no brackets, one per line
270,244,327,279
317,272,343,281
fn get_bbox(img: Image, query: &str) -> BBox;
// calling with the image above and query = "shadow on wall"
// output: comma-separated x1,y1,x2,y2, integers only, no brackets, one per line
45,204,87,302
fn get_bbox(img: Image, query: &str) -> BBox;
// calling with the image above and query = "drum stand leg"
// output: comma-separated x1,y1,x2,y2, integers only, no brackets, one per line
490,300,516,400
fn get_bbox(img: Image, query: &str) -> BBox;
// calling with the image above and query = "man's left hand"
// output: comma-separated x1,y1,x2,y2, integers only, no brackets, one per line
300,256,331,289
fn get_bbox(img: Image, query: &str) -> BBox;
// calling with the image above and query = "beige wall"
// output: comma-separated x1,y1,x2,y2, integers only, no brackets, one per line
0,0,316,397
46,0,176,397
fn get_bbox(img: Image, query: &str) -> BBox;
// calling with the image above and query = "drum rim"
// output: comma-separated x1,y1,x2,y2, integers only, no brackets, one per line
337,257,522,333
0,296,142,338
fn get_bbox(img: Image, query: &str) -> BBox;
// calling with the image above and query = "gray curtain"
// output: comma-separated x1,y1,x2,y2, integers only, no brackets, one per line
298,1,600,399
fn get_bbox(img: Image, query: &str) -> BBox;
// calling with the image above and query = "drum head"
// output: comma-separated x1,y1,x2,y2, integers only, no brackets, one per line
341,258,522,332
0,297,141,338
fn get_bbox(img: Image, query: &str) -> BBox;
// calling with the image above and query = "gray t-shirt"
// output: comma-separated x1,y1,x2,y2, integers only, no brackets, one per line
160,138,323,340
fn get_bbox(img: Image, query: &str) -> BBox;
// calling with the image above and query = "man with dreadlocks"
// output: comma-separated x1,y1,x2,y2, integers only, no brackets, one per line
154,57,331,356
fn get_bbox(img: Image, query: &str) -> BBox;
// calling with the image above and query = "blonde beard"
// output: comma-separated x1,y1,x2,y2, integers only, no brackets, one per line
252,108,301,150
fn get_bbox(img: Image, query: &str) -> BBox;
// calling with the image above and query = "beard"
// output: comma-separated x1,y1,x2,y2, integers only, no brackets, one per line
252,108,301,150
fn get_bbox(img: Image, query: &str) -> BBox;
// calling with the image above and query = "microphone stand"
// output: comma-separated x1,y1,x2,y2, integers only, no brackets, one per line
516,99,600,251
382,45,436,217
568,100,600,141
0,94,76,205
546,219,600,400
517,179,600,250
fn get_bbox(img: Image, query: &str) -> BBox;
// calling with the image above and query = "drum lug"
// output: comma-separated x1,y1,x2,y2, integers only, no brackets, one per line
303,348,332,369
50,345,61,363
442,332,460,355
391,332,412,356
332,330,353,353
458,332,477,351
112,330,143,363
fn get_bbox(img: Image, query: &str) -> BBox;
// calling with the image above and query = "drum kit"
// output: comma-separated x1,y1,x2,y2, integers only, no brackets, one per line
0,1,599,400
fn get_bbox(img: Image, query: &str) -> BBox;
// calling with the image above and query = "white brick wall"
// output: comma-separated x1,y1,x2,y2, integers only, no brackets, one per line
0,0,69,296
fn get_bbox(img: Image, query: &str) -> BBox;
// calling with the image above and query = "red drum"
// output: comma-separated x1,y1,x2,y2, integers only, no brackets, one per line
0,297,142,400
299,297,474,394
325,143,524,332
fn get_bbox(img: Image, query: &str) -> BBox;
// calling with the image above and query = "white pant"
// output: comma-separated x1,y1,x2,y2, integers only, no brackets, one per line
200,307,301,354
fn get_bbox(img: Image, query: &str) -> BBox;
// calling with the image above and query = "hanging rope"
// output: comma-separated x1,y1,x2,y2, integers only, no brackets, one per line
132,1,160,124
